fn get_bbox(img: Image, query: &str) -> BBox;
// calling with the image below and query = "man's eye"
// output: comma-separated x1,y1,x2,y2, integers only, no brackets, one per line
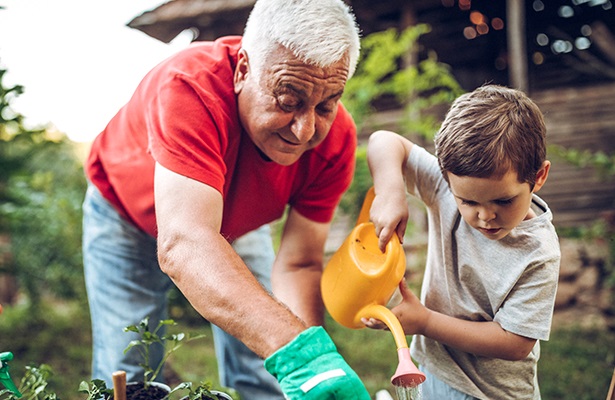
317,104,335,115
277,95,299,111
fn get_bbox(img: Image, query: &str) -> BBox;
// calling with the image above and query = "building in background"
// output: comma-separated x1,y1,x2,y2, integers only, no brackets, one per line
127,0,615,227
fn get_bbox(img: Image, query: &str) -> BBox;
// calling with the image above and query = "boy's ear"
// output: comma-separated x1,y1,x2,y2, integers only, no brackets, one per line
532,160,551,193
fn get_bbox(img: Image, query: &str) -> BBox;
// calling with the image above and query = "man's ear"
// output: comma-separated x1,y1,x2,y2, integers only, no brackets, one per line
234,49,250,94
532,160,551,193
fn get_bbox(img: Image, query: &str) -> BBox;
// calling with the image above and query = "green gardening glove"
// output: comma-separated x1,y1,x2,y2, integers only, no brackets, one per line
265,326,370,400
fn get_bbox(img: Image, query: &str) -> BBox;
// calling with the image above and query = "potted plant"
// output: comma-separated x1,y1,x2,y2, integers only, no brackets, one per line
119,317,205,399
78,379,113,400
80,317,233,400
175,381,233,400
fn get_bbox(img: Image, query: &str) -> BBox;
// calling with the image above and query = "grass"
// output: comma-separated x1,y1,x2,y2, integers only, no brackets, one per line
1,299,614,400
539,326,615,400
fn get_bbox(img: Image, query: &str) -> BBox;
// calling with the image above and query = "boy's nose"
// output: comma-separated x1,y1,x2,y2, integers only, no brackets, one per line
478,207,496,222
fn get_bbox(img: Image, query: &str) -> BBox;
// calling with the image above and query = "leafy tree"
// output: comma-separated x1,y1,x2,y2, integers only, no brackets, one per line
0,65,87,312
339,25,464,220
342,24,464,137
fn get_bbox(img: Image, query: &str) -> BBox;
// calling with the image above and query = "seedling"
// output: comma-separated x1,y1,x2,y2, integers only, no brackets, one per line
123,317,205,389
174,381,219,400
78,379,113,400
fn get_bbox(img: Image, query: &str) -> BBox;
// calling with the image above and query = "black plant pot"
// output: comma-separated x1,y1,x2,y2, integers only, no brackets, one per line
124,382,171,400
181,391,233,400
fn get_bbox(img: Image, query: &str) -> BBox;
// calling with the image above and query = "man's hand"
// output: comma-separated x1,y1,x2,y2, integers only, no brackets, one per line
265,326,371,399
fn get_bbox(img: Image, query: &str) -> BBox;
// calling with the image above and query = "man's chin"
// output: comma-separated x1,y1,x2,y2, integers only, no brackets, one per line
268,149,304,166
273,155,302,166
256,146,303,165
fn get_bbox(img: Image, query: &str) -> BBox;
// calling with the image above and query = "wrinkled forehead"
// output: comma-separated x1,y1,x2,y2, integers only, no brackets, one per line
253,46,349,98
251,44,349,83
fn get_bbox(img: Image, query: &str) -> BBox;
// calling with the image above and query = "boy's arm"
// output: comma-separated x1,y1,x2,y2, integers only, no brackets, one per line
367,130,414,252
366,280,537,361
421,309,537,361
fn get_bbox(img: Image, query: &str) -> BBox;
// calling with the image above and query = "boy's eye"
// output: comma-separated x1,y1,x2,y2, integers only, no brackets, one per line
461,200,477,206
495,198,514,206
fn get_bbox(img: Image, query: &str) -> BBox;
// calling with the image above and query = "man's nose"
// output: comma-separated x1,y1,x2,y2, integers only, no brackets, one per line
290,109,316,143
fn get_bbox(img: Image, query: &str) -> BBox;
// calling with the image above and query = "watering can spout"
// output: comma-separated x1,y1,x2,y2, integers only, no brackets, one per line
358,305,426,388
392,348,426,387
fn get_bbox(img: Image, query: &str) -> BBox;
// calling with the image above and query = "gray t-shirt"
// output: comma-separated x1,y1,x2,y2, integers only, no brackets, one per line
407,146,561,399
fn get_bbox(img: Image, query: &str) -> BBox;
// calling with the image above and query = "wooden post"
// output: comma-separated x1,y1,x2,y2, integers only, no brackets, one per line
112,370,127,400
607,366,615,400
507,0,529,92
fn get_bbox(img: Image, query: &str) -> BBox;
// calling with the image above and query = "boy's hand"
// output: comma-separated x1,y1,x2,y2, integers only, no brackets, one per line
389,278,430,335
361,316,388,330
265,326,370,399
370,192,408,252
362,279,429,336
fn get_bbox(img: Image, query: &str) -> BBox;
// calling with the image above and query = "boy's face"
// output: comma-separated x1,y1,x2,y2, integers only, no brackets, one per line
447,166,548,241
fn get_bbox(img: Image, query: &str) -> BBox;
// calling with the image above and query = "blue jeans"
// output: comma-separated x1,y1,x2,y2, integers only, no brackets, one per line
82,184,284,399
419,366,478,400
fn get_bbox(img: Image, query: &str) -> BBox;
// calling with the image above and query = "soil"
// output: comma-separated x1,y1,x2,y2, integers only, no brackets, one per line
113,383,228,400
121,382,169,400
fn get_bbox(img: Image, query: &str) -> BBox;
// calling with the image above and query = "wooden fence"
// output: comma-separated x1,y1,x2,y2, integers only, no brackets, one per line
533,82,615,227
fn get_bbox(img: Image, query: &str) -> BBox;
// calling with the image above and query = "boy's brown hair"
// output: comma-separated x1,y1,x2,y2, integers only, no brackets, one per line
434,84,547,189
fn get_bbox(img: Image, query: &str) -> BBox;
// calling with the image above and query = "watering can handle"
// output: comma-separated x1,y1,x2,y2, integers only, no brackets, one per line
357,187,401,249
358,304,409,350
357,187,376,225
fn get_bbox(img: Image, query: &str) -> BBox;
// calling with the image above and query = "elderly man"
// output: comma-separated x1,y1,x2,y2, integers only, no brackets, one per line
82,0,369,398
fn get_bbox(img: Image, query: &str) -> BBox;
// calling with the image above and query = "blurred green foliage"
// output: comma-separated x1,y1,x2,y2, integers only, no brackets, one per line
550,144,615,180
342,24,464,137
339,25,463,220
0,66,87,312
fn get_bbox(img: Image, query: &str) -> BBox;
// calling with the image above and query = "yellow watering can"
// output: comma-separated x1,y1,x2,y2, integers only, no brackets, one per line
321,187,426,388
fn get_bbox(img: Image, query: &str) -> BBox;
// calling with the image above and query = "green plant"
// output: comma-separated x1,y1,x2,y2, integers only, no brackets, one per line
0,65,87,312
174,381,218,400
342,24,464,137
550,144,615,180
0,364,58,400
123,318,205,389
77,379,112,400
338,25,463,221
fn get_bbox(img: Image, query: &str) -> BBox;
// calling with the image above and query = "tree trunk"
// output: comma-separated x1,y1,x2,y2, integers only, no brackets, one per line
0,234,19,305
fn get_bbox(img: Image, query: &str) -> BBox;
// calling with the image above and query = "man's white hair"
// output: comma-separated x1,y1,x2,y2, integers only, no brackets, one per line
241,0,361,79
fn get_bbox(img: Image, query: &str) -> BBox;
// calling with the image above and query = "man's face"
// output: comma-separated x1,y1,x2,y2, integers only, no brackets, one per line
234,46,349,166
448,169,535,241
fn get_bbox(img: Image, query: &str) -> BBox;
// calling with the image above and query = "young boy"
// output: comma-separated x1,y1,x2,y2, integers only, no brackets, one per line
364,85,561,399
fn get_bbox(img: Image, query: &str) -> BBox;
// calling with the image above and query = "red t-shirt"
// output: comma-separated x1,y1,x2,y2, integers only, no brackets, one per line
86,36,357,241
